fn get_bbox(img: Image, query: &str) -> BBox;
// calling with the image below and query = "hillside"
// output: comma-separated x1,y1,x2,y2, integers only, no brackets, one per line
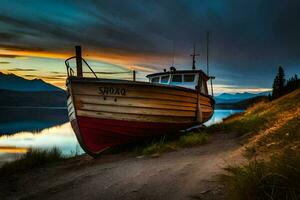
0,73,66,107
214,89,300,199
0,72,63,92
214,88,300,156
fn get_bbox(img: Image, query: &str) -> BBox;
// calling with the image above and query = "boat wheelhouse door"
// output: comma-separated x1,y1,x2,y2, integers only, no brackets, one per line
197,74,209,95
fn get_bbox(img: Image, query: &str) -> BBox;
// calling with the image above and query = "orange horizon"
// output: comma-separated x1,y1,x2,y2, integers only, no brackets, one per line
0,48,174,71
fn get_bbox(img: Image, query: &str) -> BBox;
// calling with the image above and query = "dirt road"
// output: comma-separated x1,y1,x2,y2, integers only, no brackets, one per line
0,133,244,200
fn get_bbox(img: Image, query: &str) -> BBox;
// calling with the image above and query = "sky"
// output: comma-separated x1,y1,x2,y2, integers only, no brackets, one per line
0,0,299,93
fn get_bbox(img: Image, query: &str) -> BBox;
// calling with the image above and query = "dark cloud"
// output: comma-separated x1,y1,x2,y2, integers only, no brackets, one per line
50,71,67,76
24,73,66,80
0,32,19,41
0,54,20,58
0,61,10,64
50,74,67,78
0,0,299,89
23,74,36,77
40,76,66,80
8,68,37,72
0,44,44,52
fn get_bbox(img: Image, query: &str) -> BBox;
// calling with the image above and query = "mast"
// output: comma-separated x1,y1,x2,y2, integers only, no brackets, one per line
190,44,200,70
75,45,83,77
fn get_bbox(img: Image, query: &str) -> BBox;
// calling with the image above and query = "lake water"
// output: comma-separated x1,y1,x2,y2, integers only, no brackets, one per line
0,108,243,164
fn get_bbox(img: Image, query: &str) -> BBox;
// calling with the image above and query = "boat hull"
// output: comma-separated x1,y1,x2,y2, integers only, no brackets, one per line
67,77,214,156
71,116,197,155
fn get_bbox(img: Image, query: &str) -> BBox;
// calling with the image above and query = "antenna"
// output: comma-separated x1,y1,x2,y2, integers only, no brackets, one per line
206,31,215,97
171,40,175,67
206,31,209,76
190,44,200,70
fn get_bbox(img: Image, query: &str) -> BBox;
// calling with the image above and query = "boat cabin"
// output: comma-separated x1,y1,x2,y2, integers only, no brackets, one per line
146,69,209,95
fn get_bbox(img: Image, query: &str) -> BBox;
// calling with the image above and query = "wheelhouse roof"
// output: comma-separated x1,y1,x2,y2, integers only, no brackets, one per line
146,69,209,80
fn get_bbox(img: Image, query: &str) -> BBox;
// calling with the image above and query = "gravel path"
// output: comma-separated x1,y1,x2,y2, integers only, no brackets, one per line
0,133,244,200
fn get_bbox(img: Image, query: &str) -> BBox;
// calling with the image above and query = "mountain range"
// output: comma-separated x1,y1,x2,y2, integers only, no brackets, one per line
0,72,63,92
0,73,66,107
215,91,271,103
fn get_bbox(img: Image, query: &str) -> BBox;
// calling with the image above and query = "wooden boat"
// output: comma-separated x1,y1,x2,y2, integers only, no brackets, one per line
66,46,215,156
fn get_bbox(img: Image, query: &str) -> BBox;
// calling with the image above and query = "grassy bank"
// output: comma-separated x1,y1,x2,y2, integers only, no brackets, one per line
212,88,300,156
217,89,300,199
0,147,65,176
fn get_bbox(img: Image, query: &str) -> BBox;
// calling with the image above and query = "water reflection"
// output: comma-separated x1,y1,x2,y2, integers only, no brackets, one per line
0,108,244,165
0,123,83,165
0,107,68,134
205,109,244,126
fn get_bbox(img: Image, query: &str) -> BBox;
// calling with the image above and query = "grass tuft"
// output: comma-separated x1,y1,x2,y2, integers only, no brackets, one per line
0,147,65,176
221,149,300,200
177,132,209,147
141,131,209,155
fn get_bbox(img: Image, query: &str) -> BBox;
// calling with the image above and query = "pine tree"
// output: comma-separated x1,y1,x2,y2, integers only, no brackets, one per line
272,66,286,99
272,75,279,99
277,66,285,96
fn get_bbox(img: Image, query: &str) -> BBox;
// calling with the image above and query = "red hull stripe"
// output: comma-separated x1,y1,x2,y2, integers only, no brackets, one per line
75,116,196,153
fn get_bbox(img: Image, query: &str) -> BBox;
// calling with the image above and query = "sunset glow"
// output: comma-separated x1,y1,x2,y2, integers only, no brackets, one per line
0,0,299,92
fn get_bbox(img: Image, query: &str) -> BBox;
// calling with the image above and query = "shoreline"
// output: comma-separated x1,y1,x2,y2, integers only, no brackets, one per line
0,106,67,109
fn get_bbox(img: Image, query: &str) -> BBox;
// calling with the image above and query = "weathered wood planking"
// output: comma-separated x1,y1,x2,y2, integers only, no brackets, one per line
77,103,196,117
69,80,214,124
72,83,198,103
200,107,213,113
199,96,212,106
77,109,196,123
73,82,198,98
74,95,197,111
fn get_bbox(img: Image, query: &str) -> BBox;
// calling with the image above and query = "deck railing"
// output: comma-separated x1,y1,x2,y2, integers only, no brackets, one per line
65,54,136,81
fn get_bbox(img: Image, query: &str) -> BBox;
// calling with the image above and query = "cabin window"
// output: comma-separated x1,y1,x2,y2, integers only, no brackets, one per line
184,74,195,82
151,77,159,83
161,75,170,83
171,75,182,83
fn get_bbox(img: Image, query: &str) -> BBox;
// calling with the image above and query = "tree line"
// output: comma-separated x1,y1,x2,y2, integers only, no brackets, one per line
272,66,300,99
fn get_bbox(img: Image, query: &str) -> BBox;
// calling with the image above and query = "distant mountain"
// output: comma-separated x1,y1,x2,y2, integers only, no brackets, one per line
0,73,66,107
216,96,269,109
0,72,63,92
0,90,67,107
215,91,271,103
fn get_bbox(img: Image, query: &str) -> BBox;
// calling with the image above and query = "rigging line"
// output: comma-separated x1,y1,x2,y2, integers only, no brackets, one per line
171,40,175,67
83,71,132,74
